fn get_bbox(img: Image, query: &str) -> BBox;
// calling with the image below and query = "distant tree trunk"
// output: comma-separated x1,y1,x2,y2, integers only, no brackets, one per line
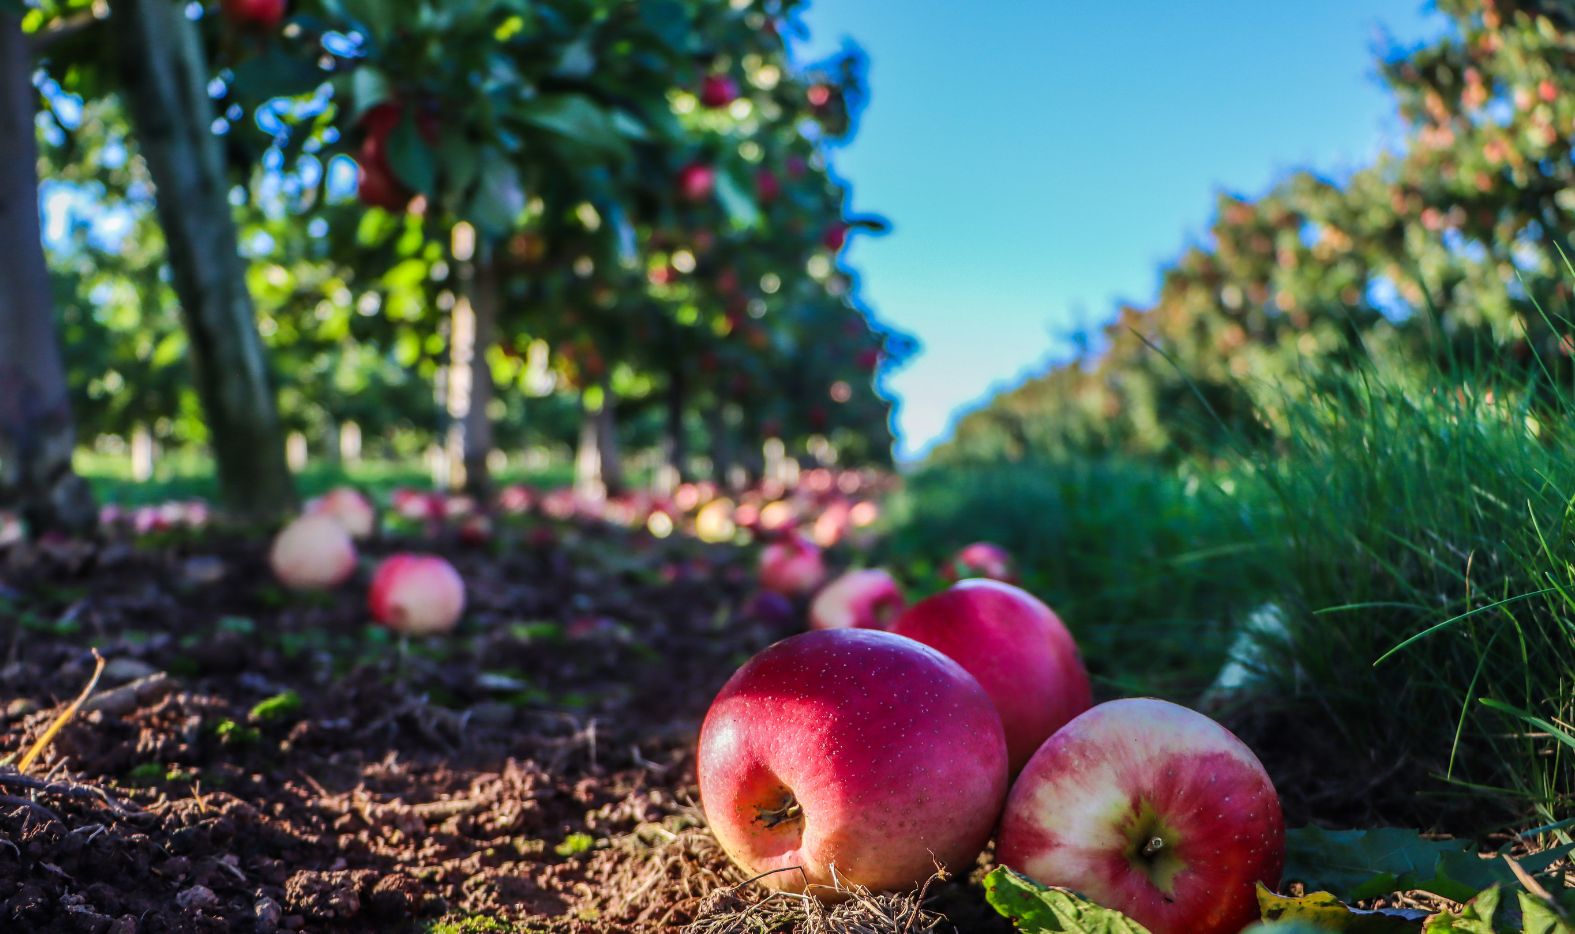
574,392,604,501
444,243,496,496
597,374,624,496
0,13,96,533
130,424,155,482
111,0,294,519
707,406,736,489
657,361,687,495
339,420,362,465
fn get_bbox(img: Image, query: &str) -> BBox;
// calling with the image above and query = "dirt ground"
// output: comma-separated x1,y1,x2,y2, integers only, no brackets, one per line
0,514,1029,933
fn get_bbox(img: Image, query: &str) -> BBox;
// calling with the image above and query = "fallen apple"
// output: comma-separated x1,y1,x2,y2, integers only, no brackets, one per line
269,515,357,591
808,568,904,631
889,579,1091,773
698,629,1008,894
306,486,377,540
997,698,1284,934
759,532,826,597
945,541,1016,583
369,554,466,636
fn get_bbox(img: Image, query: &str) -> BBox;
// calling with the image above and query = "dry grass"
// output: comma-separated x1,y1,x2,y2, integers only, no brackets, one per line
684,869,946,934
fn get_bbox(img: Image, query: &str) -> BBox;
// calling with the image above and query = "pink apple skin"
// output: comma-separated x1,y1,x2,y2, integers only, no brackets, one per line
889,579,1091,773
808,569,905,631
269,515,357,591
759,534,826,597
997,698,1284,934
698,629,1008,895
306,487,377,539
946,541,1016,583
369,554,466,636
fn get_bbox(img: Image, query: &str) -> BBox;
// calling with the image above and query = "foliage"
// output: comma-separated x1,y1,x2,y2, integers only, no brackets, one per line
1283,827,1574,904
982,868,1151,933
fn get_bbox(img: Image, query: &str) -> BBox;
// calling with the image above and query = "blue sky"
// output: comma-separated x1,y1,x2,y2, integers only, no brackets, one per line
794,2,1443,460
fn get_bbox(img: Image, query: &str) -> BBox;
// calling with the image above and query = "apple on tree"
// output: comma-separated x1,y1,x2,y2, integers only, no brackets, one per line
997,698,1284,934
222,0,286,29
700,74,740,108
808,568,904,630
699,629,1008,895
889,579,1090,772
678,162,717,202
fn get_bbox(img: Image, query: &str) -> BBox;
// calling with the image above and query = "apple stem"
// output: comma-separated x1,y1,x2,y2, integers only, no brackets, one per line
755,793,803,829
1141,835,1165,858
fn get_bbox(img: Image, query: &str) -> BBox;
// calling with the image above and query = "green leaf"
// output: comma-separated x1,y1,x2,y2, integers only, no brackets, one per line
229,48,325,102
386,113,436,195
637,0,691,53
326,0,394,46
465,150,525,238
519,95,628,159
348,66,393,125
982,867,1152,933
438,131,481,202
1422,886,1501,933
715,168,760,229
1257,884,1426,932
1284,827,1575,903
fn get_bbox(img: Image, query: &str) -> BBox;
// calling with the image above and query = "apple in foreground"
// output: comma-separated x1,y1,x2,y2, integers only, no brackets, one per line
808,568,904,631
758,532,826,596
698,629,1008,894
889,579,1091,773
369,554,466,636
306,486,377,540
269,515,356,591
997,698,1284,934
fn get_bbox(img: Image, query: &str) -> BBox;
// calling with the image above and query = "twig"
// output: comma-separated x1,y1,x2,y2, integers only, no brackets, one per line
18,651,106,773
0,794,62,826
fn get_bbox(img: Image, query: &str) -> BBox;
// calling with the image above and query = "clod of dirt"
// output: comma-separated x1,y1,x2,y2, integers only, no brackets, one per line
284,869,372,920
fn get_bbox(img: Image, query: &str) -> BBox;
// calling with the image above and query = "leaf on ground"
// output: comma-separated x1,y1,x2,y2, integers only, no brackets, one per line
1285,826,1574,903
982,867,1151,933
1257,883,1427,932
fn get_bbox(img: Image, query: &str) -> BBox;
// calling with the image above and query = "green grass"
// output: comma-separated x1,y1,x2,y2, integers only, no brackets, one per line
1236,368,1575,832
76,449,577,506
880,458,1271,700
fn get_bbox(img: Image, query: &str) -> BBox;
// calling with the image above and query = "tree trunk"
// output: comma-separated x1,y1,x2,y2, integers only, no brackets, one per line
111,0,294,519
597,374,624,496
444,242,497,496
574,393,604,501
657,361,686,495
707,405,736,489
0,13,95,533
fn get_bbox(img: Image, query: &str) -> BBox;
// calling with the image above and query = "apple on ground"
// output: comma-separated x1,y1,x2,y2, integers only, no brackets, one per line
889,579,1090,772
306,486,377,539
369,554,466,636
759,532,826,596
945,541,1016,583
269,515,357,590
997,698,1284,934
699,629,1008,894
809,568,904,631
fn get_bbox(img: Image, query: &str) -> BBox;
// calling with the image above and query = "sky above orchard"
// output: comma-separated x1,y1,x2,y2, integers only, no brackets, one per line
794,1,1444,461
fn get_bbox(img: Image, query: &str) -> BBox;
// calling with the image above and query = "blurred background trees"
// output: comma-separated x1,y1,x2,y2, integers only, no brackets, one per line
4,0,911,525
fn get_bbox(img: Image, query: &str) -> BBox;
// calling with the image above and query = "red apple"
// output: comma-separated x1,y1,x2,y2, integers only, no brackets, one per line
889,580,1090,772
759,532,825,596
808,568,904,631
700,74,740,108
997,698,1284,934
369,554,466,636
222,0,286,29
755,168,781,203
945,541,1016,583
698,629,1008,894
678,162,716,202
306,486,377,540
269,515,356,591
821,223,847,252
